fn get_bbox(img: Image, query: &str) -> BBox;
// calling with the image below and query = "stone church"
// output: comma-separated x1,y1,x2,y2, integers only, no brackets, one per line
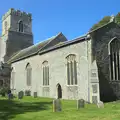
0,8,120,103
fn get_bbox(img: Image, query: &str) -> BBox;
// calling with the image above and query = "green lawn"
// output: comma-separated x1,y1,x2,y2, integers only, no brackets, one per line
0,97,120,120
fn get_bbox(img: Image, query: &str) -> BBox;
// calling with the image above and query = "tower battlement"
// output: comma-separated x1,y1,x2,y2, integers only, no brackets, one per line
2,8,32,21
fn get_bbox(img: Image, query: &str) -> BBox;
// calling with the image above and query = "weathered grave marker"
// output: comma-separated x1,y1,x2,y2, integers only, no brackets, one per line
18,91,24,99
53,99,62,112
77,99,85,109
33,92,37,98
97,101,104,108
25,90,31,96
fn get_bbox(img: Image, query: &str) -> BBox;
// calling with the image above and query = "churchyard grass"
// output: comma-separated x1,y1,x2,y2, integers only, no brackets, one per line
0,97,120,120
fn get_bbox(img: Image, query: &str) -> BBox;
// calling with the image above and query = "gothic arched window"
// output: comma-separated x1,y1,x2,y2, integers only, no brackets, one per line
42,61,49,86
26,63,32,86
66,54,77,85
19,21,23,32
108,38,120,81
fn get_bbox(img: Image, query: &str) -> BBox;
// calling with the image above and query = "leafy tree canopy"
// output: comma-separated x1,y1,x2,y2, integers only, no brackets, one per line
90,13,120,31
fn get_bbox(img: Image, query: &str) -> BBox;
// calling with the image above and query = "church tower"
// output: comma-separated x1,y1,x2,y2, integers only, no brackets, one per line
0,8,33,62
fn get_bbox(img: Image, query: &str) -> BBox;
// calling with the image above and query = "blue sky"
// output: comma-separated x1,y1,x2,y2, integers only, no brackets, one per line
0,0,120,44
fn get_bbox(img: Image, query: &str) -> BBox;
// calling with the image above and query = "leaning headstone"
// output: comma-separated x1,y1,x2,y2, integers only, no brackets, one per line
77,99,85,109
18,91,24,99
97,101,104,108
33,92,37,98
53,99,62,112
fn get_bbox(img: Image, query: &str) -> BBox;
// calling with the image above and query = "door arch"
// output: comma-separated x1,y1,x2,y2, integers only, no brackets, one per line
57,83,62,99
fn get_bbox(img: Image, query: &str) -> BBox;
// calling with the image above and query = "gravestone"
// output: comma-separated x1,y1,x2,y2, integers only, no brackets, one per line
25,90,31,96
97,101,104,108
18,91,24,99
92,96,98,104
33,92,37,98
53,99,62,112
77,99,85,109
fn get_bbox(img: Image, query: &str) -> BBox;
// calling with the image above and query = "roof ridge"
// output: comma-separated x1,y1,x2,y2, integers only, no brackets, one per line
37,32,62,53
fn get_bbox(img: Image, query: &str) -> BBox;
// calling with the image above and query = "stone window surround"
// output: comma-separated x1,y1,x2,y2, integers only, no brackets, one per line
66,54,77,86
42,61,49,86
108,37,120,81
18,20,24,33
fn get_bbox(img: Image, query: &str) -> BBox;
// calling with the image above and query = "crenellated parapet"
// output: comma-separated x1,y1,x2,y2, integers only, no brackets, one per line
2,8,32,21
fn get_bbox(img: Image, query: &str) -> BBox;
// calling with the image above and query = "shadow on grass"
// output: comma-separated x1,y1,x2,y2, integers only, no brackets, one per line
0,98,52,120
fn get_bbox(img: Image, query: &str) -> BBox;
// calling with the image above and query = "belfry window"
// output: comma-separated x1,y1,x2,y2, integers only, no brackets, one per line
66,54,77,85
109,38,120,81
19,21,23,32
42,61,49,86
26,63,32,86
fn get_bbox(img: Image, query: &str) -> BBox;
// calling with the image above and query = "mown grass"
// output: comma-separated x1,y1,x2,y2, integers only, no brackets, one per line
0,96,120,120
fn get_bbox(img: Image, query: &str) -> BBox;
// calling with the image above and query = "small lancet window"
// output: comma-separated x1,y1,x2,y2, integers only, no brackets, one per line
26,63,32,86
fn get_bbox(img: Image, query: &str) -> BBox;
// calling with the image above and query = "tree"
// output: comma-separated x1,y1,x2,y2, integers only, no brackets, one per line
115,12,120,24
90,12,120,31
90,16,111,31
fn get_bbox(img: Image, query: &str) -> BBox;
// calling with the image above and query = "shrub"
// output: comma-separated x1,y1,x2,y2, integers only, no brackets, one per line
0,87,9,97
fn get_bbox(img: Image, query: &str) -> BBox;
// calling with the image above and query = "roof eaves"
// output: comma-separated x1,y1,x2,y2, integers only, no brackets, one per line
7,50,22,64
9,51,38,64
